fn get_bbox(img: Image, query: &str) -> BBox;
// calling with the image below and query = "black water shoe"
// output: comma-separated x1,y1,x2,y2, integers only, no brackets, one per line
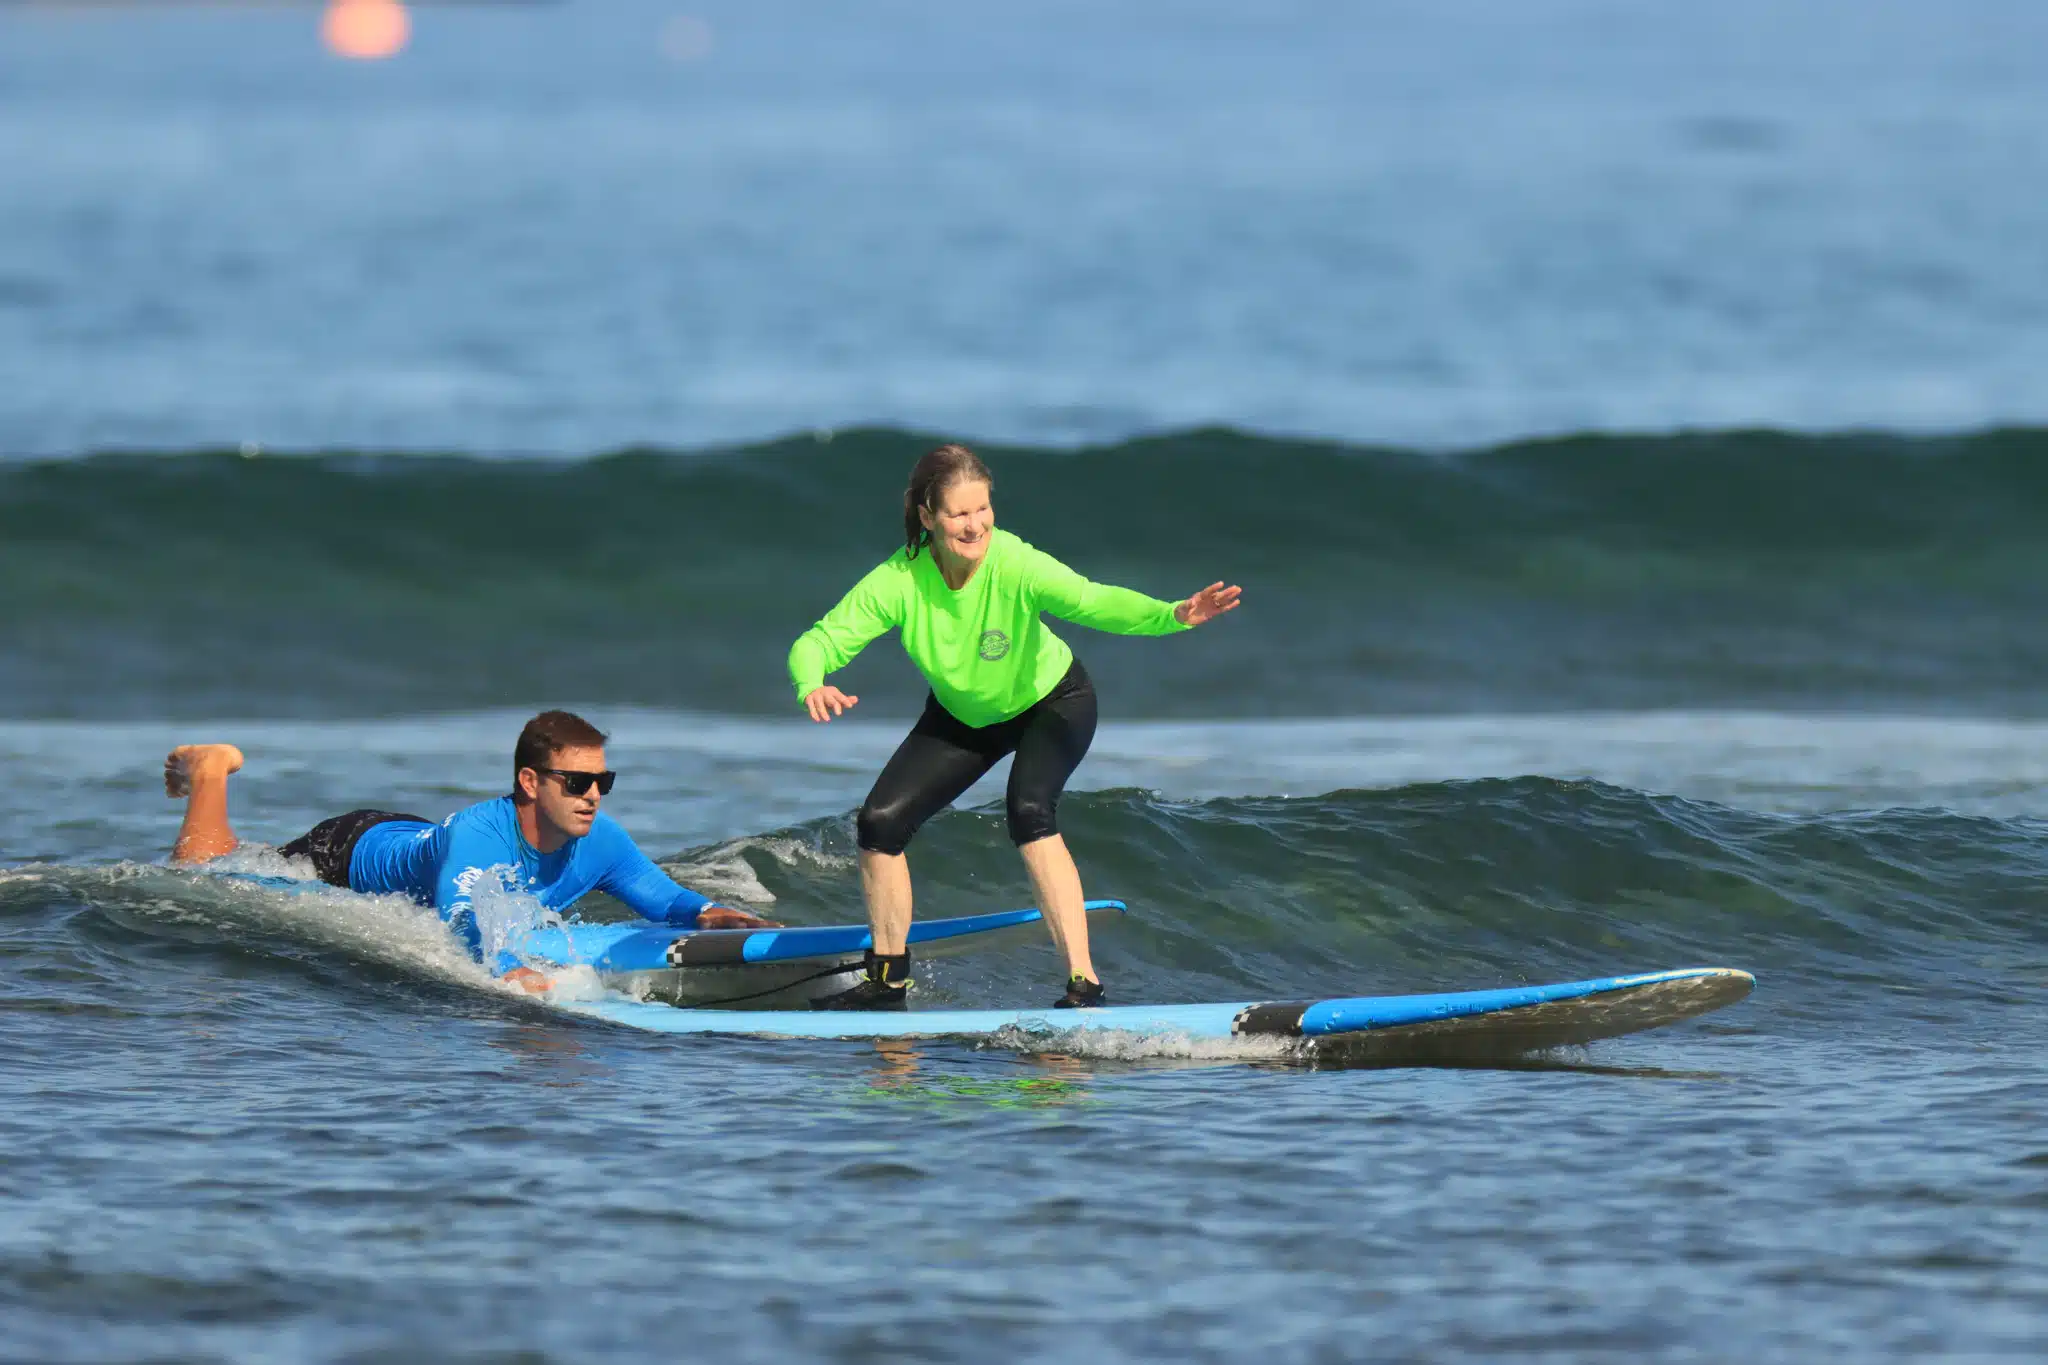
1054,975,1105,1009
813,949,911,1011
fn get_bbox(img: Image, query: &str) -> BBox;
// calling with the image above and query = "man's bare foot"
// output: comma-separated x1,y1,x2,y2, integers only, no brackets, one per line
165,744,244,798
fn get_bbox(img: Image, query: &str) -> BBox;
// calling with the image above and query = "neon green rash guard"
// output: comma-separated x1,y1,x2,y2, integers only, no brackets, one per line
788,528,1189,728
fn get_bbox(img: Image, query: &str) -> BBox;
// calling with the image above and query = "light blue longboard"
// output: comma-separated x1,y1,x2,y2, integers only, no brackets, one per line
212,871,1752,1056
562,966,1756,1061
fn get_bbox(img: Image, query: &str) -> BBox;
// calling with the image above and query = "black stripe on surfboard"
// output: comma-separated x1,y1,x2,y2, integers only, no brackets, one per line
1231,1002,1310,1037
667,961,863,1009
663,930,759,968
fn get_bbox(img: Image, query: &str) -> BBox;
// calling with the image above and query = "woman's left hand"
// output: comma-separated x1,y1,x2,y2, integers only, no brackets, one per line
697,905,784,929
1175,581,1243,627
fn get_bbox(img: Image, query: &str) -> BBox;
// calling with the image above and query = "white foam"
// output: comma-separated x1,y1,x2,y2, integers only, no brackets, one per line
976,1024,1298,1064
108,857,501,991
45,857,607,1005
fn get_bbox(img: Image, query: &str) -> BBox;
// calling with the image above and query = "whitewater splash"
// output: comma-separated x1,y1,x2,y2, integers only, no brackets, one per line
0,854,540,999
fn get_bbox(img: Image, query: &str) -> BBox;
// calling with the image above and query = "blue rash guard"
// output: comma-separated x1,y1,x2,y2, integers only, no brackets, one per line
345,796,712,975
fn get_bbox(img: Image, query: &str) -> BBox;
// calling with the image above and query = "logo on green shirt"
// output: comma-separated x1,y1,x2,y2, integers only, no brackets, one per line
977,629,1011,662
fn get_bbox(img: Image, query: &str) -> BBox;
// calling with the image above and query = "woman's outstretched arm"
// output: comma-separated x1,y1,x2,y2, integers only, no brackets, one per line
1022,542,1241,635
789,561,903,720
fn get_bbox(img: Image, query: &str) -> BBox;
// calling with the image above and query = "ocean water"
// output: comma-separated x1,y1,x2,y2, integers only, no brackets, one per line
4,0,2048,453
5,1,2048,1361
9,427,2048,721
6,714,2046,1361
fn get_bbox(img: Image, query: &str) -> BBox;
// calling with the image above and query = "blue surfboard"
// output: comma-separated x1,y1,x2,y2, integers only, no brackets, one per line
515,898,1127,972
517,898,1129,1008
558,966,1755,1059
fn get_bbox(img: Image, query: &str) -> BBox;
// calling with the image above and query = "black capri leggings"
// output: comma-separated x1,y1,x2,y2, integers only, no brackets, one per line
856,659,1098,856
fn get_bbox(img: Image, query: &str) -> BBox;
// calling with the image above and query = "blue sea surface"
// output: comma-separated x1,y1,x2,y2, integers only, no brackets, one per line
2,0,2047,453
4,2,2047,1360
5,715,2047,1361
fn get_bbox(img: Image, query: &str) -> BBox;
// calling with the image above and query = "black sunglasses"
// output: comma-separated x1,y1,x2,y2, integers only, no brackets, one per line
535,767,616,797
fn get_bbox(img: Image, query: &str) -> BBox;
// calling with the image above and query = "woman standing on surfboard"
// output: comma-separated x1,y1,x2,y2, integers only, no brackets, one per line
789,443,1241,1009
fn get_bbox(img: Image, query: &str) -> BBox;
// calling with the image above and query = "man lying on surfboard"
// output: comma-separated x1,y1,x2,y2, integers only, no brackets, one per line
162,709,775,991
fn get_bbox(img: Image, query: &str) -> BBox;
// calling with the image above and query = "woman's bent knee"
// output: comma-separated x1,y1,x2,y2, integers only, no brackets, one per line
857,801,919,856
1006,797,1059,846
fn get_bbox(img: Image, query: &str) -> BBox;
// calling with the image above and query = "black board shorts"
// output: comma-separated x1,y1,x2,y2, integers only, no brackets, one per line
279,809,429,888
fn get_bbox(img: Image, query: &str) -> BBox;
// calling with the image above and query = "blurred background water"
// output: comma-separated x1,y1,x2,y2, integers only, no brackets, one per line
3,3,2046,1361
6,0,2048,454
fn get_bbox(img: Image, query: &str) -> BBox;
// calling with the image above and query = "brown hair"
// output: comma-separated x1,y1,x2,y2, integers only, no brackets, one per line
513,709,609,779
902,443,993,559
